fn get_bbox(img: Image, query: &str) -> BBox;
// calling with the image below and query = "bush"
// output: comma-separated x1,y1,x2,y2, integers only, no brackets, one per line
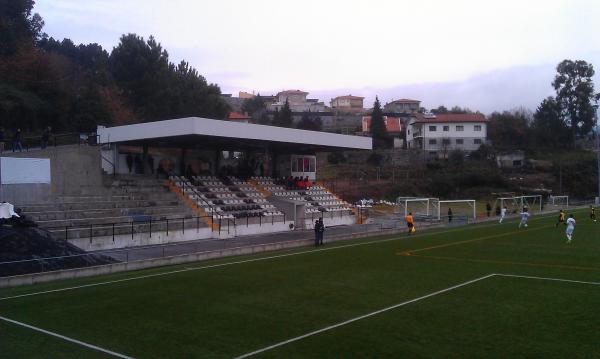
367,152,383,166
327,152,347,164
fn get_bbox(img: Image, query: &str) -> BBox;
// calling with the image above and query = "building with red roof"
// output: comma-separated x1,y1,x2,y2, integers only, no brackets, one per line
227,111,252,123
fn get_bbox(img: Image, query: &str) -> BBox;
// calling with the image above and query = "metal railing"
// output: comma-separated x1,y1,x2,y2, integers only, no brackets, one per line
2,132,100,153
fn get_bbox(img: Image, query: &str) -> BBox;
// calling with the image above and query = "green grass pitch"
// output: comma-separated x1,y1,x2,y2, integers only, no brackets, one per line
1,209,599,358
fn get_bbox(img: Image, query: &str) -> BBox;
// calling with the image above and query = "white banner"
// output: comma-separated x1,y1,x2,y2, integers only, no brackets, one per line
0,157,51,184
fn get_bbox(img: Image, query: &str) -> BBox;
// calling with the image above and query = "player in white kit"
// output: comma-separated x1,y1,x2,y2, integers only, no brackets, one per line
518,207,529,228
565,214,576,242
499,206,507,223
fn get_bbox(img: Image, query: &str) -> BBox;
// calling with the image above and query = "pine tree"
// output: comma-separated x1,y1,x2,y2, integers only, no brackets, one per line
370,96,389,148
277,98,293,127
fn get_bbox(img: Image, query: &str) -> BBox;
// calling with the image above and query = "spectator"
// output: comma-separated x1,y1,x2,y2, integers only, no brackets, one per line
304,176,311,188
448,208,453,223
134,154,143,174
0,127,5,152
317,218,325,245
126,153,133,173
486,202,492,217
147,155,155,174
314,219,320,247
41,126,51,149
12,128,23,152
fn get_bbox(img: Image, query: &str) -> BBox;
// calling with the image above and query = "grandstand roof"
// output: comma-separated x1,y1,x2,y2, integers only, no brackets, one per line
97,117,372,152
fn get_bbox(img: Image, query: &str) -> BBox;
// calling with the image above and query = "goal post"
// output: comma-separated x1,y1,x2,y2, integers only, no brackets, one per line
549,195,569,208
518,195,543,213
397,197,439,217
437,200,476,220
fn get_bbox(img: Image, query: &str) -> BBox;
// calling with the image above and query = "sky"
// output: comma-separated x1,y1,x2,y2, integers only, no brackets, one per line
35,0,600,114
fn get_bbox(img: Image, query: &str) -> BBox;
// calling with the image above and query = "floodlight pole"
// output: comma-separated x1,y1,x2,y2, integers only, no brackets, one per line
595,104,600,205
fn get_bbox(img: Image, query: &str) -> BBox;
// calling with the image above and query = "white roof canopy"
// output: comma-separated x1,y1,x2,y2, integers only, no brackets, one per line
97,117,371,152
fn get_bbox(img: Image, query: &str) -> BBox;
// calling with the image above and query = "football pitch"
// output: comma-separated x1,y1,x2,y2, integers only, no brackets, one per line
1,210,599,358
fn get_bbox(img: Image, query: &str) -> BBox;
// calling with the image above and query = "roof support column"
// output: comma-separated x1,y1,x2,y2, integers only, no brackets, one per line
142,144,148,175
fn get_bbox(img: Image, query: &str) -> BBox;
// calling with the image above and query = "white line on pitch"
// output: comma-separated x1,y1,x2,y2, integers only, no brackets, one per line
0,218,510,302
233,273,496,359
495,273,600,286
0,211,560,302
0,315,133,358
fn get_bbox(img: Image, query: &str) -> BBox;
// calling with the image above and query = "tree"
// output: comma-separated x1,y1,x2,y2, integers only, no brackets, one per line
370,96,389,149
431,105,448,114
449,106,472,114
296,113,322,131
0,0,45,56
273,98,293,127
487,110,531,150
552,59,598,138
241,94,266,122
531,97,571,149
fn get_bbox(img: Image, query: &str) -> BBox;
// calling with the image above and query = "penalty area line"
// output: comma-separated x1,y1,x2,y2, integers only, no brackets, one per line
0,315,134,359
233,273,496,359
234,271,600,358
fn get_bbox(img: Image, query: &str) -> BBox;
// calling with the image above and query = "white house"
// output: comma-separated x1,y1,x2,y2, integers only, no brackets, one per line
407,113,488,157
269,90,326,112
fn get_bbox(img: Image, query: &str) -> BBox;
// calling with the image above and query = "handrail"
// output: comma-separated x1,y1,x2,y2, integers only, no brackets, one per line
100,153,116,177
169,175,224,222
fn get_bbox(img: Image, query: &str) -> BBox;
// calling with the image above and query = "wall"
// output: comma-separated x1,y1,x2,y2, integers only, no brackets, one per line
1,145,103,203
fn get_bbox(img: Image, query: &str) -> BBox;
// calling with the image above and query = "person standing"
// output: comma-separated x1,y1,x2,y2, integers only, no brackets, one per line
565,214,576,243
405,212,415,236
314,219,320,247
590,206,596,223
317,218,325,246
447,208,453,223
555,209,565,227
499,206,507,223
41,126,51,149
12,128,23,152
147,155,155,175
518,207,530,228
486,202,492,217
126,153,134,173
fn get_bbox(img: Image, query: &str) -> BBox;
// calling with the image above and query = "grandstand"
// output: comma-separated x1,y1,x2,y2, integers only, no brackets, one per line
2,117,371,250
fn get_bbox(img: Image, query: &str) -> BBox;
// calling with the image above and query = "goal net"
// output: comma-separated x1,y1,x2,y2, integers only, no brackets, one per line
493,195,543,216
397,197,439,218
548,195,569,208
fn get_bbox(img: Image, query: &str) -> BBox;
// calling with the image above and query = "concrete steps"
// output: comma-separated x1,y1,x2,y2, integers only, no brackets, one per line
25,205,191,221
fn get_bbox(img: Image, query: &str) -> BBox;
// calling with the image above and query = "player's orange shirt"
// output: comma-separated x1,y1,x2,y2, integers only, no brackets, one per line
405,215,414,224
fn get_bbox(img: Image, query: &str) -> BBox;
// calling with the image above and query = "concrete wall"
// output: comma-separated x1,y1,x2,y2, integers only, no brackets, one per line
0,224,407,288
1,145,103,203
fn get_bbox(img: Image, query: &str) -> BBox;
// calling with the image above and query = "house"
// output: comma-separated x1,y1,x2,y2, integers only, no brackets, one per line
269,90,326,112
362,116,403,147
384,99,421,114
330,95,365,113
227,111,252,124
407,113,487,157
496,151,525,168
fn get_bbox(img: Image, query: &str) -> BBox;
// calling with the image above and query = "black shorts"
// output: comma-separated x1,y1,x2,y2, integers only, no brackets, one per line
407,223,414,228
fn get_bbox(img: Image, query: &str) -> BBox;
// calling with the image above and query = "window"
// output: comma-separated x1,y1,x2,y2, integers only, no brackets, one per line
474,125,482,131
442,139,451,145
456,125,464,131
474,138,482,144
429,139,437,145
291,156,316,173
456,139,464,145
429,125,437,131
443,126,449,131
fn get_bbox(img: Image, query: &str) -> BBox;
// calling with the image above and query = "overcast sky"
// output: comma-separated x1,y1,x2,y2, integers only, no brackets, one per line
36,0,600,113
